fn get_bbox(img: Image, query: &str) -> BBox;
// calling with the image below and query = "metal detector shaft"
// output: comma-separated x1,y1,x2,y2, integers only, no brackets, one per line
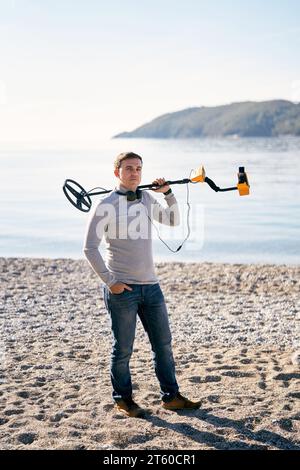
204,177,237,192
85,177,238,197
86,178,192,197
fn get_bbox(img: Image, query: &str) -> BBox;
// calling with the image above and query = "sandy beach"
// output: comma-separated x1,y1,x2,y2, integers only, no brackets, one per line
0,257,299,450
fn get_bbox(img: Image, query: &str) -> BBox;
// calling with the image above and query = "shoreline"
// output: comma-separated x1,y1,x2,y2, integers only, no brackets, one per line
2,254,300,267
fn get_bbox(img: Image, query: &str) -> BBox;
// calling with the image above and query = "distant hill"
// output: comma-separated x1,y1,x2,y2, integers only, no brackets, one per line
113,100,300,138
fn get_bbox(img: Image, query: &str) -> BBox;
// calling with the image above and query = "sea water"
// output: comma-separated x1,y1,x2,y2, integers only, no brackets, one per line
0,136,299,265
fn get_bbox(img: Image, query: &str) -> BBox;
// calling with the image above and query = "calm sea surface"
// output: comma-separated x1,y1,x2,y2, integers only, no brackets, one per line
0,137,299,265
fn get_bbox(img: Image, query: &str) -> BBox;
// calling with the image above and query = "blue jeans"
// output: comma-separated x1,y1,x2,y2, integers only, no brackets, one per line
103,283,179,403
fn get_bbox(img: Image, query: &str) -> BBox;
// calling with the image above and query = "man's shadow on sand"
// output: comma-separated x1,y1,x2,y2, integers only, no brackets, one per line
127,408,300,450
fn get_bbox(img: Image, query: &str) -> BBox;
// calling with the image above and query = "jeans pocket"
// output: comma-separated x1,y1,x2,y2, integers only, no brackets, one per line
110,286,130,297
150,283,164,301
112,290,125,296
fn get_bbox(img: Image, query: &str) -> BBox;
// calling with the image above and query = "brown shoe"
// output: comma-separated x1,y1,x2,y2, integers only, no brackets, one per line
162,392,201,410
115,397,150,418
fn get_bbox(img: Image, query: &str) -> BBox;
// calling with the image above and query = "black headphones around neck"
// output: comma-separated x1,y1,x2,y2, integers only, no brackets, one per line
115,188,142,201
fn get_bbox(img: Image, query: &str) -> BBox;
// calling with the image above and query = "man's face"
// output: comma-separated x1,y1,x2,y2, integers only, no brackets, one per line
114,158,142,191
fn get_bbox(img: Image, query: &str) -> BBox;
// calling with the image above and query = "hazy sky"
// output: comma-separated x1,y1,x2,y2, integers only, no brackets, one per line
0,0,300,148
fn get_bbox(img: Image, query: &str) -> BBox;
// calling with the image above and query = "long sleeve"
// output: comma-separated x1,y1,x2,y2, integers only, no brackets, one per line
148,191,180,226
83,202,116,287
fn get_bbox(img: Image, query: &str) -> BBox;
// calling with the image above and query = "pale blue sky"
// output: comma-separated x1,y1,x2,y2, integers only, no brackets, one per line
0,0,299,148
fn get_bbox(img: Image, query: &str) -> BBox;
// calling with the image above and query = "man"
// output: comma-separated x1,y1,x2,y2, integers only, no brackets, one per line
83,152,201,418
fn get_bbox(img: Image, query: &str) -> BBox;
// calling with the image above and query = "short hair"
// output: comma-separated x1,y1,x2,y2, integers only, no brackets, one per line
114,152,143,170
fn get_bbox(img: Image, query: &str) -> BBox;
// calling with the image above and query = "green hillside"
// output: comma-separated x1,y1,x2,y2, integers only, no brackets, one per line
113,100,300,138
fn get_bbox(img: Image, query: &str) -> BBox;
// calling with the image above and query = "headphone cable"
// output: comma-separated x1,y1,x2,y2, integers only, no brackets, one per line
144,170,192,253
